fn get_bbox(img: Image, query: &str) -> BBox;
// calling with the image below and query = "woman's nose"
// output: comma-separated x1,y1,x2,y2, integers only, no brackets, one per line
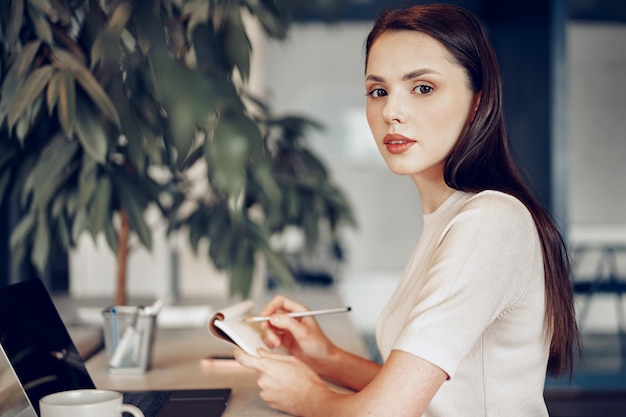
381,93,406,124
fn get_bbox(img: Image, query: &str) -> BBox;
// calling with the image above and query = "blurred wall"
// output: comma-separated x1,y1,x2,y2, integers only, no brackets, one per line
568,22,626,226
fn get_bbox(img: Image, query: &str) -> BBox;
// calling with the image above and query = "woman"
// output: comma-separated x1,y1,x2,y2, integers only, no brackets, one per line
235,4,579,416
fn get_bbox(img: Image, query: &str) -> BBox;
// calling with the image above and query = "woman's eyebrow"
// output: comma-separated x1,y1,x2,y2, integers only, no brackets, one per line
402,68,439,81
365,68,440,83
365,74,384,83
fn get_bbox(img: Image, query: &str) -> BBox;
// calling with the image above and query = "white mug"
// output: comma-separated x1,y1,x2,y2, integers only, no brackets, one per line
39,389,144,417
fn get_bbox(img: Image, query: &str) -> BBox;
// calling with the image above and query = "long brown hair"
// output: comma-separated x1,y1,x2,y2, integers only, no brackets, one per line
366,4,579,377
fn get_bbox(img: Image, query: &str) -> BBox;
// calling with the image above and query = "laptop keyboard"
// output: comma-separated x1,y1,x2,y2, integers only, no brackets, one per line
123,390,172,417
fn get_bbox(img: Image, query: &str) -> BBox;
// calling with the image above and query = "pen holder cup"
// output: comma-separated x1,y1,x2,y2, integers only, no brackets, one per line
102,306,157,374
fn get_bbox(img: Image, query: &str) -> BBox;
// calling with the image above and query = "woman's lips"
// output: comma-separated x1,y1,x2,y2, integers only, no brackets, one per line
383,134,416,155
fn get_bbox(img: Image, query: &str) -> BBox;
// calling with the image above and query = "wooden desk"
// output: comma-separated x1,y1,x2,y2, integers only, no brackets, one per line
85,286,368,417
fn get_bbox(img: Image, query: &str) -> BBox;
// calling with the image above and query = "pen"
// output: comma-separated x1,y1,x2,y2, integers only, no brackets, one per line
245,306,351,323
111,307,119,348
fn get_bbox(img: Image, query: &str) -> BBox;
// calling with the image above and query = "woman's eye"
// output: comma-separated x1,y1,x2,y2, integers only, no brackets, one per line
367,88,387,98
414,85,433,95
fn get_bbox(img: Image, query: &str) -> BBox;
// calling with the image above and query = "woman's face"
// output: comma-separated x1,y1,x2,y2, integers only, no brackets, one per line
365,30,479,183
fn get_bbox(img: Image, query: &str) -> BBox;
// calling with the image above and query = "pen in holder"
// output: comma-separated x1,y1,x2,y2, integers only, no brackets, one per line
101,304,160,374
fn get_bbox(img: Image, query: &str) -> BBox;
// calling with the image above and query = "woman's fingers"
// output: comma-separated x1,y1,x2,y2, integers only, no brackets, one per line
268,313,310,340
257,348,293,361
233,347,257,368
259,295,311,348
235,346,327,416
261,327,283,349
234,347,293,371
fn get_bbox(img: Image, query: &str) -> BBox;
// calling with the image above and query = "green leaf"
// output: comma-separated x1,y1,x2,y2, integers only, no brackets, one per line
229,240,255,298
75,154,99,212
31,211,51,274
114,175,153,250
150,62,220,167
109,76,146,173
191,23,228,74
12,39,41,74
64,188,78,218
50,187,66,219
107,1,132,34
187,209,208,253
71,209,88,244
207,114,252,196
26,3,53,44
20,141,51,207
209,232,233,271
28,134,79,210
15,94,44,143
87,175,112,240
7,0,24,45
255,161,281,208
57,69,76,138
56,208,72,249
9,212,35,271
109,53,150,175
246,219,294,288
46,69,60,115
244,0,289,39
7,64,54,131
10,209,35,248
104,215,119,253
7,40,42,80
285,186,300,219
0,41,42,95
188,224,203,254
52,47,120,127
185,1,209,40
75,96,108,163
74,69,121,128
206,206,233,270
224,11,251,82
0,40,42,126
168,103,198,166
302,209,320,250
32,0,72,25
90,1,131,69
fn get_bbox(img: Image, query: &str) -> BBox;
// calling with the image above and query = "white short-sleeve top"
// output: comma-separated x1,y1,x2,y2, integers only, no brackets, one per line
376,190,550,417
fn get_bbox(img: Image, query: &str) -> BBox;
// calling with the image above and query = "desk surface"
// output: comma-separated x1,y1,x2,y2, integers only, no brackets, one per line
84,286,368,417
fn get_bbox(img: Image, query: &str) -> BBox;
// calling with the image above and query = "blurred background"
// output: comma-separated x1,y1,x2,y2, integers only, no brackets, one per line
1,0,625,395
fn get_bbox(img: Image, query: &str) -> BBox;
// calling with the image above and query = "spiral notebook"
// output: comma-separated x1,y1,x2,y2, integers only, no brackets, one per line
208,300,268,356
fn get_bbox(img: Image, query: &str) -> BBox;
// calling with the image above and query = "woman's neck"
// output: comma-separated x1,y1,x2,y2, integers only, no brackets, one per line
412,176,456,214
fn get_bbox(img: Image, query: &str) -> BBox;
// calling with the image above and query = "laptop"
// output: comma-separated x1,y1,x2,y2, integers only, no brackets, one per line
0,279,231,417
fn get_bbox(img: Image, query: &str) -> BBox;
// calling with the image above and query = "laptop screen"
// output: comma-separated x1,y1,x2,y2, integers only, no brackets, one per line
0,280,95,415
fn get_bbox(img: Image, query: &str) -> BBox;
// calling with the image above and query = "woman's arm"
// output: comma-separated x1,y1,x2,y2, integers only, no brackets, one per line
314,342,382,391
235,348,447,417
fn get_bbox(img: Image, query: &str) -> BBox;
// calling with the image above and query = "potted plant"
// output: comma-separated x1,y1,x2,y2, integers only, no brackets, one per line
0,0,354,304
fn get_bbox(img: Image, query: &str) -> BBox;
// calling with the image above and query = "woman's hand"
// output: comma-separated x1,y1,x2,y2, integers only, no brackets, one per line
236,348,447,417
258,295,337,373
234,347,330,416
